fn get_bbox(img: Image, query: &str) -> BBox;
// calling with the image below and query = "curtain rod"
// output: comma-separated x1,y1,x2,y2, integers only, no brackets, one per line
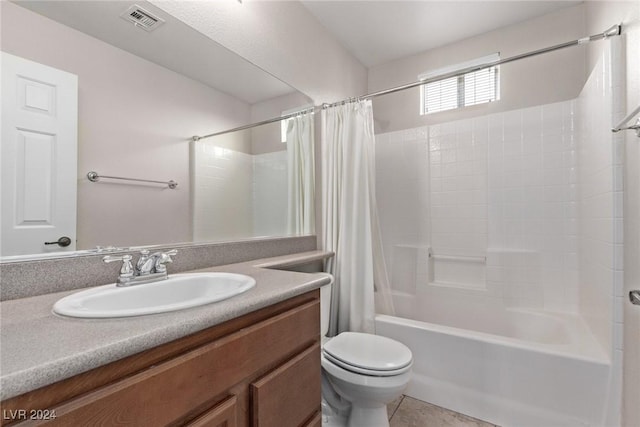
192,24,621,142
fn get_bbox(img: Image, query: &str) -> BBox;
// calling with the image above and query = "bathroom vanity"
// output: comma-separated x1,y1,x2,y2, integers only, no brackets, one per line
0,251,331,427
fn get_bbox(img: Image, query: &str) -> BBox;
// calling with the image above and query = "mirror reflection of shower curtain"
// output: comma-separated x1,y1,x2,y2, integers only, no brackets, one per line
286,113,315,235
321,100,394,335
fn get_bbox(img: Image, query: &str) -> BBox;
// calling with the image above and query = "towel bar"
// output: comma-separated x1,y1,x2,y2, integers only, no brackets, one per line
86,171,178,189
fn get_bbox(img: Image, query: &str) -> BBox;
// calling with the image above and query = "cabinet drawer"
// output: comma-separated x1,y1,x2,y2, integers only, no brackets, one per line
251,343,321,427
184,395,237,427
35,300,319,426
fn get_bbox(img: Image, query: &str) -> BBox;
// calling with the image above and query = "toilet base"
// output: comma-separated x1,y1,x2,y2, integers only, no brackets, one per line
321,398,348,426
322,353,410,427
348,405,389,427
321,411,347,427
321,402,389,427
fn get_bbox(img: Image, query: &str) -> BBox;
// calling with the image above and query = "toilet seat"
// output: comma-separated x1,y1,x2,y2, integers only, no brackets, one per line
321,353,412,388
322,332,413,377
323,351,412,376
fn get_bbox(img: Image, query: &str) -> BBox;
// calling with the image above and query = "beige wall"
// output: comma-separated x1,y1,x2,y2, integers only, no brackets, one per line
368,4,587,133
250,91,312,155
585,3,640,426
149,1,370,248
1,2,252,249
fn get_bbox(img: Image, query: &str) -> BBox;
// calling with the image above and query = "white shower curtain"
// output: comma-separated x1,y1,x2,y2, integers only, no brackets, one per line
286,112,315,235
321,100,394,335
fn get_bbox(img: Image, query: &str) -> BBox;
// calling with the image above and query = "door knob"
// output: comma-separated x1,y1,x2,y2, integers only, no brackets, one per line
630,290,640,306
44,236,72,247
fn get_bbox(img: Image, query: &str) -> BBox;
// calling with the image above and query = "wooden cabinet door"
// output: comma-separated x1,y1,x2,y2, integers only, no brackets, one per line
34,301,318,426
184,395,237,427
251,343,320,427
301,412,322,427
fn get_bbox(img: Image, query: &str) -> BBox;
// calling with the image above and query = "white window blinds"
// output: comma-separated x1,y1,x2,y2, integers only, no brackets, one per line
419,53,500,115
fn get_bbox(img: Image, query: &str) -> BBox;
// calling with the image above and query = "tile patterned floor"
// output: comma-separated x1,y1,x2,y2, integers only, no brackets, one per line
387,396,499,427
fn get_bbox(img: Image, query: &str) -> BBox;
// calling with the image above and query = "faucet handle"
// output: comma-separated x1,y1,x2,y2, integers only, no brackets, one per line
103,254,135,279
153,249,177,274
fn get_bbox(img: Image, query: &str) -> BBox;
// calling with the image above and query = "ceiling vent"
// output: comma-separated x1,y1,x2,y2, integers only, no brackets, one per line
120,5,164,32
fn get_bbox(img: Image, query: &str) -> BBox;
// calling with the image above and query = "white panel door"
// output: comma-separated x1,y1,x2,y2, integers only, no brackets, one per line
1,52,78,256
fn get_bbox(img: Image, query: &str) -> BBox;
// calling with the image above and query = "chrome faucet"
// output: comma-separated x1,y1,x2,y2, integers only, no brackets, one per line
136,249,152,274
103,249,177,287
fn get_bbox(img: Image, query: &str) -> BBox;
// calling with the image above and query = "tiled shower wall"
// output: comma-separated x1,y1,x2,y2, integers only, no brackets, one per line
375,129,429,295
253,150,288,237
429,120,487,258
376,100,583,312
486,102,579,309
577,42,623,362
192,141,288,242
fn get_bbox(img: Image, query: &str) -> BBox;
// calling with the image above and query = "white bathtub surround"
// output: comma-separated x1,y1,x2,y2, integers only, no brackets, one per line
322,100,394,335
193,142,255,242
253,150,288,236
578,40,621,362
286,112,315,235
375,100,579,311
192,141,288,242
374,40,622,427
389,245,430,296
429,119,488,263
577,40,624,426
429,252,487,290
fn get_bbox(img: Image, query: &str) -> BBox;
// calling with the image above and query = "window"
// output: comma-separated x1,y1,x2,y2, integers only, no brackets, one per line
419,53,500,115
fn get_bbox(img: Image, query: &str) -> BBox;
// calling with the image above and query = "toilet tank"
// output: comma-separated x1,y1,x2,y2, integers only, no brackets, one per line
320,275,333,338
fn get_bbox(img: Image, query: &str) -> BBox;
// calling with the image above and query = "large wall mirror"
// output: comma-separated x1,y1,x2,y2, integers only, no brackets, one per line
1,0,315,259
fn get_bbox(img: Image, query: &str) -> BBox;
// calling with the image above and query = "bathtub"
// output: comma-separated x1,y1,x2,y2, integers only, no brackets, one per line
375,289,611,427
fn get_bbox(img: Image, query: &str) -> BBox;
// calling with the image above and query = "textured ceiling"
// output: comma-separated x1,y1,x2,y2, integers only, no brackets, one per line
301,1,582,67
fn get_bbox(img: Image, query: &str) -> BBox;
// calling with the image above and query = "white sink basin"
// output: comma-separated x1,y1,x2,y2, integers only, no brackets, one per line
53,273,256,318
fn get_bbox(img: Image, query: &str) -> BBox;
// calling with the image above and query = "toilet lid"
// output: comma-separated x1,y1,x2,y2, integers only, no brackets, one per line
323,352,411,377
322,332,412,374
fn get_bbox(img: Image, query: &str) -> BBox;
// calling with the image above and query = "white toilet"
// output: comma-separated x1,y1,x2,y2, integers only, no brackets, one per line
320,282,413,427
